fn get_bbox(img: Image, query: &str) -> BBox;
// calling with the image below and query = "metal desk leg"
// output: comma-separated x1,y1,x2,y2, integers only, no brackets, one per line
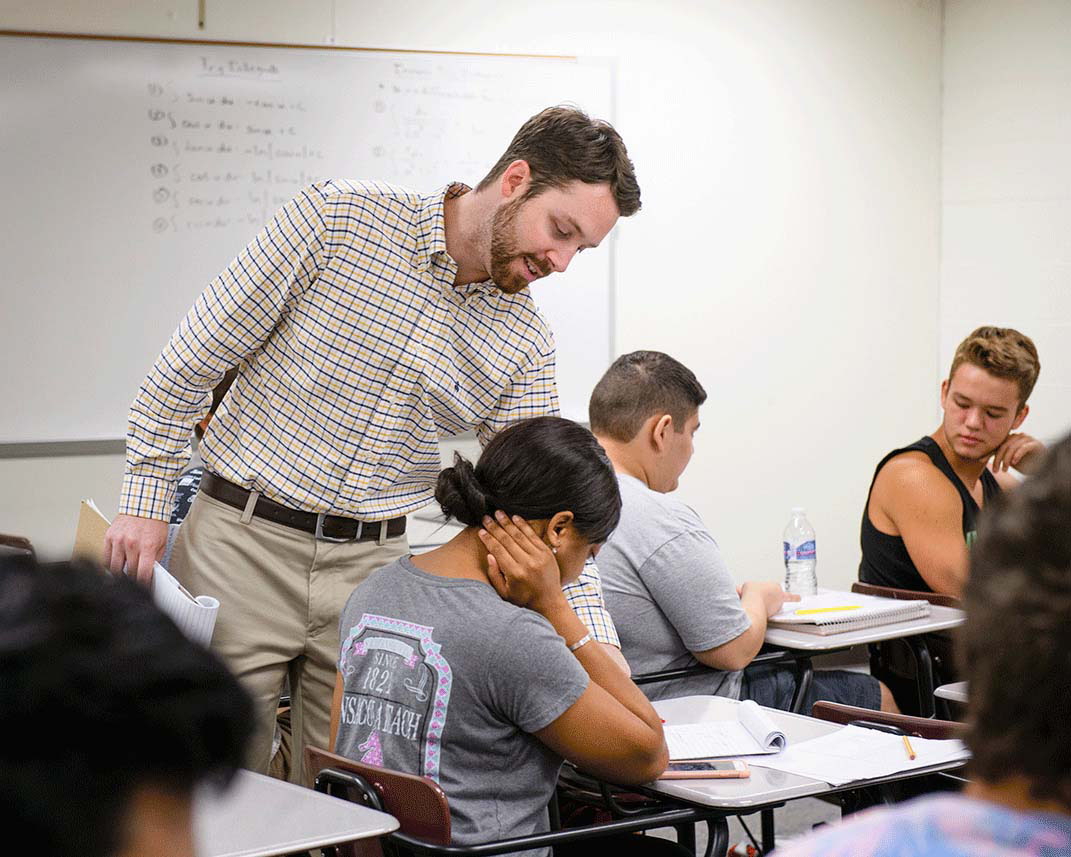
790,657,814,714
674,820,696,854
706,817,729,857
907,636,936,718
761,807,776,853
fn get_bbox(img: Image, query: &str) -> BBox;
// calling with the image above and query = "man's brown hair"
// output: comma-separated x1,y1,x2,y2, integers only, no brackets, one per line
962,432,1071,808
589,351,706,443
949,326,1040,409
476,106,641,217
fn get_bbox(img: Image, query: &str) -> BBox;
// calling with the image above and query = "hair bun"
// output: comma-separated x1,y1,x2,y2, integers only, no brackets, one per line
434,453,493,527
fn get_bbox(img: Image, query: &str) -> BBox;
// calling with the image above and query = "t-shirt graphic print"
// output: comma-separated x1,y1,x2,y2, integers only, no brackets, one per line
338,614,452,781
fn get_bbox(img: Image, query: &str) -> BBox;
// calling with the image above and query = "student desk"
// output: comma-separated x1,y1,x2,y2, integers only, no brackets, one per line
195,770,398,857
934,681,969,703
644,695,966,854
763,604,965,717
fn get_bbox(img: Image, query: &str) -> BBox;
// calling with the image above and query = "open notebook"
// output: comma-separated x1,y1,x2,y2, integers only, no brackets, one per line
73,499,219,647
665,700,787,759
767,589,930,636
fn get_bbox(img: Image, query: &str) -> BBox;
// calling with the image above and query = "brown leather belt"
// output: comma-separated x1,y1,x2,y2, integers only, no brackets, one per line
199,471,407,543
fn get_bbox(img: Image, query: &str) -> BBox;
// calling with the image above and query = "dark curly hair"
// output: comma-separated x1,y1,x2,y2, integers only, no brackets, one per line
434,416,621,545
962,431,1071,807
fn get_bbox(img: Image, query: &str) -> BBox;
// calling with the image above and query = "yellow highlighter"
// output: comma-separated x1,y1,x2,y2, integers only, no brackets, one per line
794,605,862,615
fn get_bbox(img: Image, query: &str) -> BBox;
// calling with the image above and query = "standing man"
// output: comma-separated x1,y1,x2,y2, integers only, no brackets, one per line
859,326,1044,596
104,106,640,779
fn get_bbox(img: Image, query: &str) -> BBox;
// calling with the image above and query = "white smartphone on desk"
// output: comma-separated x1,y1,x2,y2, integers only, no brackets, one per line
659,759,750,779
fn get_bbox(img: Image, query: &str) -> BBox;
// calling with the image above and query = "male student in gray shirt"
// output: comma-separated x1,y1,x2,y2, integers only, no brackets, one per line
590,350,896,712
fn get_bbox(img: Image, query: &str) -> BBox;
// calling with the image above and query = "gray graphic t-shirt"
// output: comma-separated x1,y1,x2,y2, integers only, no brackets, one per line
598,474,752,700
336,556,589,851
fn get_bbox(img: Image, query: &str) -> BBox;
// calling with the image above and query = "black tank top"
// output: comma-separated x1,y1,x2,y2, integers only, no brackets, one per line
858,436,1001,592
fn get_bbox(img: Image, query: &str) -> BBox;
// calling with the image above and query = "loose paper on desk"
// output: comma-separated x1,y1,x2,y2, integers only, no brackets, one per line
665,700,786,759
746,724,969,786
73,499,219,647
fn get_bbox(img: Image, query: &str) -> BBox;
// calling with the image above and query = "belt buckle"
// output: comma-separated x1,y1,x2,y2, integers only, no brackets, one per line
315,512,361,543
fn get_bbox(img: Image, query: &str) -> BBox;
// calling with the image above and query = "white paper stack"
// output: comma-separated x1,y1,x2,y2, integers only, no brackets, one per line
746,724,969,785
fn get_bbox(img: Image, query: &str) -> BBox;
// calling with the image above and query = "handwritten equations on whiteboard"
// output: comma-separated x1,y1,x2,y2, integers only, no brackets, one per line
0,35,613,441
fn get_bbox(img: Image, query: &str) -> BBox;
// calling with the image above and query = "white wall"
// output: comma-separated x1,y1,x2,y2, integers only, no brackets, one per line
941,0,1071,444
0,0,942,591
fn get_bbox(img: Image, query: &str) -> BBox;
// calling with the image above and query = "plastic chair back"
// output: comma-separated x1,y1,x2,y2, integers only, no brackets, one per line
306,746,451,857
811,701,964,739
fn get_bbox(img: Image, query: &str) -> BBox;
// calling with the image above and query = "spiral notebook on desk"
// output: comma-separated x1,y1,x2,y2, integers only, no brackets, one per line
767,590,930,636
665,700,787,759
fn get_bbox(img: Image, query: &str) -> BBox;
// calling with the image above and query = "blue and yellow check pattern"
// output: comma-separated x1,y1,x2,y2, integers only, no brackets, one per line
121,178,617,644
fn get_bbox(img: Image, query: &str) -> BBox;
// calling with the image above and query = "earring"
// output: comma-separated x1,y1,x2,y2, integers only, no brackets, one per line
551,547,558,555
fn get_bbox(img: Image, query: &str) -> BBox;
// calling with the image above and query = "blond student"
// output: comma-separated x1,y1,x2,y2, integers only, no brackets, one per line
860,326,1045,595
776,433,1071,856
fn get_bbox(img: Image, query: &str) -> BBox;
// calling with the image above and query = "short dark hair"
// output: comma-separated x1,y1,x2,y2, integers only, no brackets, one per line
962,432,1071,807
475,105,641,217
435,416,621,544
0,557,253,857
589,351,707,443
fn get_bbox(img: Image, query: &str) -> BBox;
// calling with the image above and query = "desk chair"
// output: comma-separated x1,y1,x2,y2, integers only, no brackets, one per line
307,747,712,857
850,582,960,718
630,650,799,857
631,648,800,705
810,701,964,740
850,582,960,609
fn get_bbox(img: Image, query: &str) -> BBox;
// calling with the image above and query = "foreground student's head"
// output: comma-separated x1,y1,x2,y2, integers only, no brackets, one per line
589,350,707,492
435,416,620,583
0,557,253,857
964,432,1071,810
941,326,1040,462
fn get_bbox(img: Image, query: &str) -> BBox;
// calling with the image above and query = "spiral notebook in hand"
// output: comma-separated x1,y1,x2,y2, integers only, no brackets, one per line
767,590,930,636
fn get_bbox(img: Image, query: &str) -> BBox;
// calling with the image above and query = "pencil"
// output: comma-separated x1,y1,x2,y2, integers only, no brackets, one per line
902,735,916,760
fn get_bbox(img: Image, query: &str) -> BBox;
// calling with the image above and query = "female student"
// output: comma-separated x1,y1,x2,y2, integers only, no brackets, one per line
329,416,668,850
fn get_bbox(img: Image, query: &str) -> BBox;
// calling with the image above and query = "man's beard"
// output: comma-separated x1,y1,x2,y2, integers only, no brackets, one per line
488,197,548,294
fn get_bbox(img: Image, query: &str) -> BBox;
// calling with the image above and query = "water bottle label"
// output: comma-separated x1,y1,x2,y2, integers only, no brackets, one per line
783,541,791,562
794,540,816,561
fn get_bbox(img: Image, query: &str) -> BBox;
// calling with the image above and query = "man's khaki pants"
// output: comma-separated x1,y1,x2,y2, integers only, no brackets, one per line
170,491,408,784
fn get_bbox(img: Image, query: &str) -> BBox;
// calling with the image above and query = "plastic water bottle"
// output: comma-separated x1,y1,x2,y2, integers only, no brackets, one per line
783,507,818,596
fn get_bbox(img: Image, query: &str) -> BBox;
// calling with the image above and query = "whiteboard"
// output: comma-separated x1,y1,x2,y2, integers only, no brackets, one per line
0,34,614,443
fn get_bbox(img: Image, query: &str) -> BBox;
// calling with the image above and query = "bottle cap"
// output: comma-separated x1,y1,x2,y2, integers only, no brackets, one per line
791,506,806,516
